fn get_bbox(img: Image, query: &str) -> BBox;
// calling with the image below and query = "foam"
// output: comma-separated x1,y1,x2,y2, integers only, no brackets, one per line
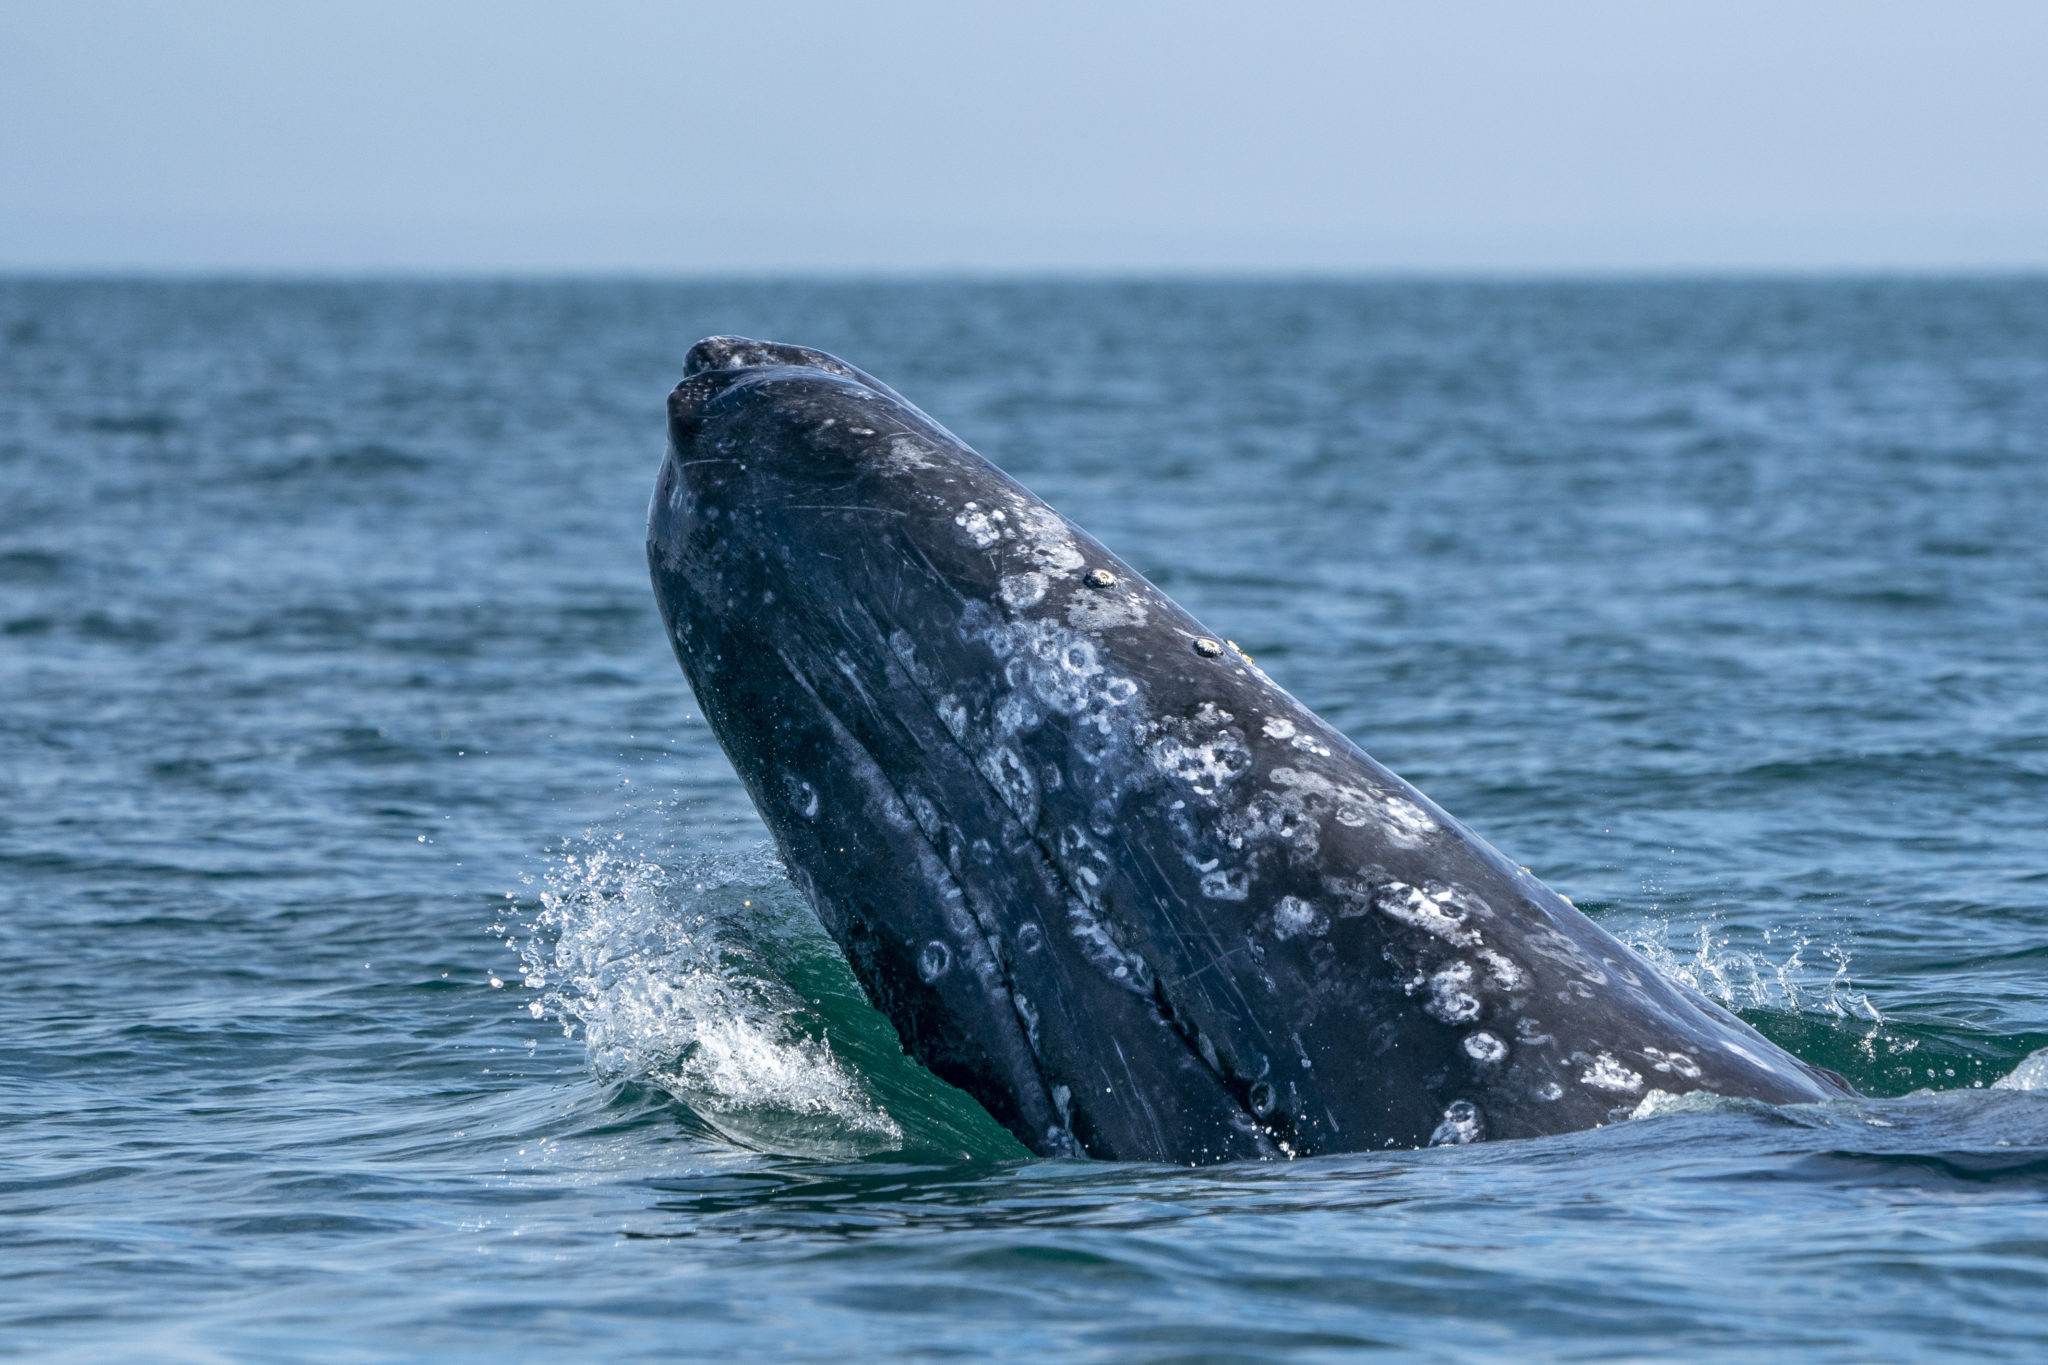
1993,1047,2048,1093
520,839,901,1143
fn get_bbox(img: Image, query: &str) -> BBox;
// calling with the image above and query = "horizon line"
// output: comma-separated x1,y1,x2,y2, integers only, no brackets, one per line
7,263,2048,286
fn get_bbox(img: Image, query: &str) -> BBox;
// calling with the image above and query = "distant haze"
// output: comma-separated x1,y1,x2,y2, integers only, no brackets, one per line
3,0,2045,275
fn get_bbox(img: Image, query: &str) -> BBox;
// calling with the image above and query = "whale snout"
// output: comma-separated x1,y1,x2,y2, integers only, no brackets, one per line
668,334,920,456
667,336,819,445
683,335,862,381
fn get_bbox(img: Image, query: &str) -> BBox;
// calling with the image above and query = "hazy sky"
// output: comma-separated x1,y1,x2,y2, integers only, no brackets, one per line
4,1,2045,274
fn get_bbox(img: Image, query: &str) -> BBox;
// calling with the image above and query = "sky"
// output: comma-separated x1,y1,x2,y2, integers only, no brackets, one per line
3,0,2045,275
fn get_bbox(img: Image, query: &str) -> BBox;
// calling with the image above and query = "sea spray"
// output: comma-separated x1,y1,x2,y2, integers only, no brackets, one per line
518,838,903,1147
1618,914,1884,1024
1994,1048,2048,1093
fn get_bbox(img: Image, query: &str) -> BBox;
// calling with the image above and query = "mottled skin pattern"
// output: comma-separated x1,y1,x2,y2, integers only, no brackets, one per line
647,336,1854,1164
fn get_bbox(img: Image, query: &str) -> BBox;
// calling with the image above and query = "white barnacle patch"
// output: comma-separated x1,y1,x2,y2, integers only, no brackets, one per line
1536,1080,1565,1101
1065,899,1153,992
1374,881,1483,948
781,773,820,821
1378,794,1437,845
953,495,1085,576
1065,589,1149,633
1426,962,1483,1024
1462,1031,1508,1065
1266,767,1377,830
1009,501,1087,573
1320,875,1378,919
1271,769,1431,841
935,693,969,742
955,502,1003,549
1475,948,1527,992
1429,1100,1483,1146
902,789,942,842
1055,825,1116,902
1200,868,1250,901
1151,732,1253,795
1259,715,1330,756
887,435,937,470
1217,789,1322,862
993,689,1041,737
1269,895,1327,940
999,571,1048,610
1580,1052,1645,1094
1643,1047,1703,1080
980,615,1114,720
977,745,1039,828
1058,637,1101,679
1096,675,1138,706
1013,993,1042,1051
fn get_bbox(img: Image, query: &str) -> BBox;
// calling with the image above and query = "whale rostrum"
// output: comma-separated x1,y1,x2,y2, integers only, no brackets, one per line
646,335,1853,1163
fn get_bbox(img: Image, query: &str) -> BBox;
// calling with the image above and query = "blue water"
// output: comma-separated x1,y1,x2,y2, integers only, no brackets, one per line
4,278,2047,1361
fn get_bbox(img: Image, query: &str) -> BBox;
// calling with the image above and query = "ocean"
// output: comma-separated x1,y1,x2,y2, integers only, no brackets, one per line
4,277,2046,1360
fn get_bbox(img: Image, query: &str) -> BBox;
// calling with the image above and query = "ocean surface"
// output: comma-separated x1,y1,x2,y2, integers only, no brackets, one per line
4,277,2047,1361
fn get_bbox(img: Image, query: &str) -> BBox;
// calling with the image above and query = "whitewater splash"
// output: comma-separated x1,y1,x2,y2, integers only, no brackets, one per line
1995,1049,2048,1093
517,836,903,1151
1610,913,2048,1092
1619,915,1884,1023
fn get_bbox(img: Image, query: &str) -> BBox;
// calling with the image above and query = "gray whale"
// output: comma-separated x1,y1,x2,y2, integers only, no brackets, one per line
647,336,1853,1163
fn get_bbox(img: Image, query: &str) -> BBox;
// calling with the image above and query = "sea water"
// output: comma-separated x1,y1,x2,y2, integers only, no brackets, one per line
3,278,2046,1360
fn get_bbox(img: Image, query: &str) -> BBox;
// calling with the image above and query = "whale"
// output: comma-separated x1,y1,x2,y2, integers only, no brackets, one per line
646,335,1854,1163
